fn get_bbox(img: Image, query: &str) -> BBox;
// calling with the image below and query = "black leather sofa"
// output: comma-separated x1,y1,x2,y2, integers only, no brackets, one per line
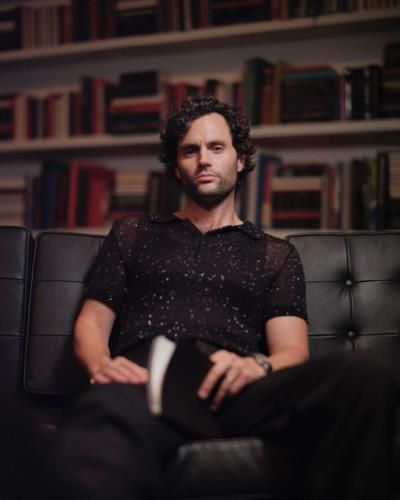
1,226,399,499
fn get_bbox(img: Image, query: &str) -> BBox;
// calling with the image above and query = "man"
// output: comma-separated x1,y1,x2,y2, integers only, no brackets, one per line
50,95,395,500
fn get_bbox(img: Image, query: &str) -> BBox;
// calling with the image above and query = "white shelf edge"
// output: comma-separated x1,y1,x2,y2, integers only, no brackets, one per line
0,119,399,155
0,134,160,154
251,119,400,139
0,8,398,64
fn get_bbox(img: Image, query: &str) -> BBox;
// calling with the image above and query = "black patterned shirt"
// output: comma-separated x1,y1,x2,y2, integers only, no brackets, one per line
83,213,308,357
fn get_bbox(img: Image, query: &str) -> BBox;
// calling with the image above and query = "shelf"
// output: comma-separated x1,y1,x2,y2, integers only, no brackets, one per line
0,119,399,159
252,118,400,147
0,8,399,67
0,134,160,159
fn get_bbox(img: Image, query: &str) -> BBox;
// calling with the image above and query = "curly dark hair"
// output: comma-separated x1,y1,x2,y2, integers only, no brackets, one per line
159,94,256,190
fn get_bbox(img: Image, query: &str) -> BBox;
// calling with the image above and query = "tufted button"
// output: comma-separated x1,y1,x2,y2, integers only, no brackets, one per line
347,330,356,339
345,279,353,287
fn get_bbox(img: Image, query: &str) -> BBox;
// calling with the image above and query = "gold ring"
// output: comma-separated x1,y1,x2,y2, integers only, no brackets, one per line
89,377,96,385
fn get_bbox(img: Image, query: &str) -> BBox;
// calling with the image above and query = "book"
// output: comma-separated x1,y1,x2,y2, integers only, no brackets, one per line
280,65,339,123
67,161,114,228
244,152,281,226
83,167,115,227
344,65,382,120
208,0,270,26
147,335,221,438
270,162,330,229
244,57,274,126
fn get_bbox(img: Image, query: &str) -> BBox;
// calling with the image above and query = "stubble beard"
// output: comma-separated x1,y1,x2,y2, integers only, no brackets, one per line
180,177,236,209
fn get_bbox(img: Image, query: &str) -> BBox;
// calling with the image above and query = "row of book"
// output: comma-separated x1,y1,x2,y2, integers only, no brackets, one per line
241,150,400,231
1,43,399,141
0,160,182,229
1,0,397,53
245,43,400,125
0,71,243,140
1,149,399,231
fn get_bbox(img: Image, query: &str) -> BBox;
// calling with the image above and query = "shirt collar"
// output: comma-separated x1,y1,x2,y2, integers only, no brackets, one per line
149,213,263,240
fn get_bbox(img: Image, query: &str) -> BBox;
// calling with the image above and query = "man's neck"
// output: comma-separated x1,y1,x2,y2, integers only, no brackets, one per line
175,197,243,233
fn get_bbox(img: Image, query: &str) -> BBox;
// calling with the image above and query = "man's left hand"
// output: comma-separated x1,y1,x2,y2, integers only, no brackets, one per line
197,350,266,411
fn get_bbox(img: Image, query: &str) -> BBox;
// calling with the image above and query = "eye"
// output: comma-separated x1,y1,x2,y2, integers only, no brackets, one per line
182,146,196,157
212,144,224,153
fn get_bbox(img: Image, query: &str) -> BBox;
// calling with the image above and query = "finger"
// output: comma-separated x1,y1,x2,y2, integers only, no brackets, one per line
209,350,232,364
198,359,231,399
100,359,145,384
225,376,248,398
211,369,240,410
100,364,133,383
113,357,149,383
117,357,149,383
91,372,112,384
112,356,146,372
97,358,146,385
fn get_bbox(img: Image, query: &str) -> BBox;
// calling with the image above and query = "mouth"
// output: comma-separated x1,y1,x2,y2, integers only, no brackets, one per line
196,173,219,182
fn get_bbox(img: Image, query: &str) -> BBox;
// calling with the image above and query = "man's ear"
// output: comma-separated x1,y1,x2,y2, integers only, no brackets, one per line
237,157,244,172
175,167,181,180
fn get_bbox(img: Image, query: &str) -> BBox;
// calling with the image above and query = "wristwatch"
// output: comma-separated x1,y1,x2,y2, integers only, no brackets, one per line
251,353,273,376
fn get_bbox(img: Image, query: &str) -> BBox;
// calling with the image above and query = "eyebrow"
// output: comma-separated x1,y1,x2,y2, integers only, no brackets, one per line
179,140,227,151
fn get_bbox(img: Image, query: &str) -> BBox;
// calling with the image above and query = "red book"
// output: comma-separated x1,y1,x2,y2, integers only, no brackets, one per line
175,83,187,108
93,79,115,134
67,162,115,228
66,161,83,228
89,0,98,40
108,101,162,114
273,210,320,220
61,5,72,44
260,66,274,124
11,95,17,140
26,96,32,139
85,167,115,227
271,0,283,19
46,94,57,138
261,160,275,227
200,0,209,28
73,91,83,136
105,0,114,38
0,123,12,132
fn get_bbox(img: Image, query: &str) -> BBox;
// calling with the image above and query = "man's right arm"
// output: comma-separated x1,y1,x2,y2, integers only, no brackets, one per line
74,298,148,385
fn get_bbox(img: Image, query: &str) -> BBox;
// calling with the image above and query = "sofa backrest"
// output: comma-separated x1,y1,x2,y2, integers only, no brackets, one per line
288,232,400,382
19,229,400,398
0,227,33,399
24,231,104,396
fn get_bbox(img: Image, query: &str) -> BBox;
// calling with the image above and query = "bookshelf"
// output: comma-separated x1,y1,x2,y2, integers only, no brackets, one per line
0,4,399,233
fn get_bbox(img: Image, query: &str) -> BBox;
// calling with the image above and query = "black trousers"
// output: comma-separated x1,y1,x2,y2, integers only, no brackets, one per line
47,353,396,500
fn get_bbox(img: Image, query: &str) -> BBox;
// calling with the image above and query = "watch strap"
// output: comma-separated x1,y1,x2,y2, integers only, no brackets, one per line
251,353,273,375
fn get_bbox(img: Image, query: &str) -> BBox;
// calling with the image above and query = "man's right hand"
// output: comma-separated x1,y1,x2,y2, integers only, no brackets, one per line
90,356,149,385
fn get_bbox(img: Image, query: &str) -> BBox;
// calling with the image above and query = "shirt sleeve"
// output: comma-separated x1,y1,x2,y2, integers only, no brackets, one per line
83,225,128,314
264,245,308,322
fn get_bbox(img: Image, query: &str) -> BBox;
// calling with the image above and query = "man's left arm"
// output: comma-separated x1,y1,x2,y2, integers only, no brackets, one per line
264,315,309,370
198,316,309,410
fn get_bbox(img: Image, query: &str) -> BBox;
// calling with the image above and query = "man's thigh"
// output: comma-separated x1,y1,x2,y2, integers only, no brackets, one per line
65,382,188,462
217,352,394,440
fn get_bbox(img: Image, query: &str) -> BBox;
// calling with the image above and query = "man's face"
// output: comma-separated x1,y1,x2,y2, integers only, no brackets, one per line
175,113,244,208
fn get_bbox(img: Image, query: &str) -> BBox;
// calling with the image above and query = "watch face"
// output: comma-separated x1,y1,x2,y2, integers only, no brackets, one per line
253,353,272,374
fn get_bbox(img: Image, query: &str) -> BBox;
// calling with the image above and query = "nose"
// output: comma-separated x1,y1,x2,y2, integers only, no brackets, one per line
199,145,211,167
